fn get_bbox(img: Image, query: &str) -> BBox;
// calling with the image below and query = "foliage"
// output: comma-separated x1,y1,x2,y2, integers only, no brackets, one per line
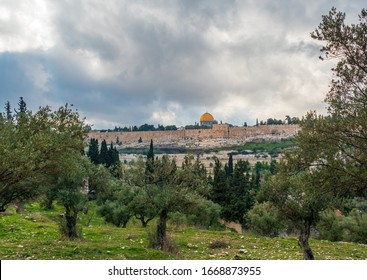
95,170,136,228
99,140,109,166
254,7,367,260
306,7,367,197
246,202,286,237
211,156,260,226
87,138,121,178
87,138,100,165
4,101,12,121
170,199,221,229
55,154,92,239
258,164,334,260
317,200,367,244
108,124,177,132
0,100,86,212
129,144,215,250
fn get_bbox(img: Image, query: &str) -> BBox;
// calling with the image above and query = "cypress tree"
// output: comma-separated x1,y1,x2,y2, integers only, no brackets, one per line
227,154,233,176
147,139,154,162
100,140,108,166
87,138,100,164
211,158,228,206
145,139,155,182
4,101,12,121
15,97,27,114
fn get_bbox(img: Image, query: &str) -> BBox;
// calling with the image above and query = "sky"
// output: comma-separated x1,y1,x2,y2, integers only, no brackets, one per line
0,0,366,129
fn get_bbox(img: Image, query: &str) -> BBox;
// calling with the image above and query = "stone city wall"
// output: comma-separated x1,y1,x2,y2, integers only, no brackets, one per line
87,124,300,145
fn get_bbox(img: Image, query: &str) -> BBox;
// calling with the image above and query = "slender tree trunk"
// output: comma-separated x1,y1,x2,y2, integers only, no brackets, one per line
156,209,168,250
298,222,314,260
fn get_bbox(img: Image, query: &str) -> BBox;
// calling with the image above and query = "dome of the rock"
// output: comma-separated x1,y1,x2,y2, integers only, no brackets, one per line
200,112,214,123
200,112,215,127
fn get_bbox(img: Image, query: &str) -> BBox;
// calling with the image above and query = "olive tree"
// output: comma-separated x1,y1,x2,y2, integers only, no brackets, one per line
257,7,367,260
0,102,86,212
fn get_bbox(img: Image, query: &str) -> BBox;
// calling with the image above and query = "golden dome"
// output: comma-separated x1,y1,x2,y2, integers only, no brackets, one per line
200,112,215,123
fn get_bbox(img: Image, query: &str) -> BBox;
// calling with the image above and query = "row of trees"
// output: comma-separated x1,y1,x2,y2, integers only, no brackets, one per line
87,138,121,178
255,116,300,126
96,140,218,249
99,124,178,133
211,155,275,225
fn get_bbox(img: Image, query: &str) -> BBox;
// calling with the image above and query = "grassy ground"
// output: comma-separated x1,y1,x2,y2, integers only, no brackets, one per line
0,202,366,260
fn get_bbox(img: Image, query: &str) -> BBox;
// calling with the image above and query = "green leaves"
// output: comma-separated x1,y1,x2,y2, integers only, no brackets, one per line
0,100,87,211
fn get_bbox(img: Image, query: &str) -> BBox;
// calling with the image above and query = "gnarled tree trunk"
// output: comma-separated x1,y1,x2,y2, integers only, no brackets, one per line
298,222,314,260
65,206,79,239
156,209,168,250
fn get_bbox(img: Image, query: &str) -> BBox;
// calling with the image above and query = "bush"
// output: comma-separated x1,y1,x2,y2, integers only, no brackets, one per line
316,209,344,242
169,212,188,228
187,200,221,229
317,208,367,244
97,201,131,228
169,201,221,229
245,202,285,237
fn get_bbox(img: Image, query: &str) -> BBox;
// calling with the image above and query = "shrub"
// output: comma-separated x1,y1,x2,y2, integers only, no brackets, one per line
317,208,367,244
169,201,221,229
97,201,131,228
316,209,344,242
246,202,285,237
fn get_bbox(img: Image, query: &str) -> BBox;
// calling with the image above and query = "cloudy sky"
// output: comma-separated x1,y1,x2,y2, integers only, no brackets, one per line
0,0,366,129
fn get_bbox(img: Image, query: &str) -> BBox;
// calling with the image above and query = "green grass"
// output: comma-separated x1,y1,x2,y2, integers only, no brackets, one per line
0,202,366,260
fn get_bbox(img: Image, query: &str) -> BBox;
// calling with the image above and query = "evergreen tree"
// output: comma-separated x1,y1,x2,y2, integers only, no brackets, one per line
107,143,122,177
4,101,12,121
251,162,263,189
87,138,100,164
211,157,228,207
145,139,155,182
227,154,234,176
99,140,108,166
15,97,27,114
194,154,207,177
107,143,115,167
269,160,277,175
211,156,256,225
147,139,154,162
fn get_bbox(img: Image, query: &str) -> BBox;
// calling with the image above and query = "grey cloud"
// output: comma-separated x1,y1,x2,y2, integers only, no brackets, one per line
1,0,366,128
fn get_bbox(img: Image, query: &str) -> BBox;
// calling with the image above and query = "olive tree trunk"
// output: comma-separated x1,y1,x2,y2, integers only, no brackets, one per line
65,206,79,239
156,209,168,250
298,222,314,260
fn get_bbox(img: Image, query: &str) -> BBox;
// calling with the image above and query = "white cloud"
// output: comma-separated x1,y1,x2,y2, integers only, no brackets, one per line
0,0,55,52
